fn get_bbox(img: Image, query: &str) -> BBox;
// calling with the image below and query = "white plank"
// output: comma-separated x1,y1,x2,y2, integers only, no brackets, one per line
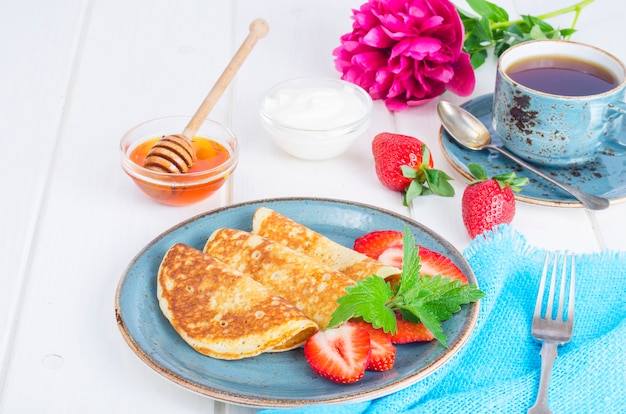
1,0,235,412
0,0,88,390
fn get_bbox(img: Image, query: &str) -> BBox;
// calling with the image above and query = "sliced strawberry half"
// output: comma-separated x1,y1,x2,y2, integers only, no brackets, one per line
353,230,468,284
353,321,396,372
391,315,435,344
303,322,371,384
418,246,468,284
353,230,403,261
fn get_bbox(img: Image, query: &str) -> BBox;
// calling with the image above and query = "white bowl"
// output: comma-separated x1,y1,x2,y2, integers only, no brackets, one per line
259,77,373,160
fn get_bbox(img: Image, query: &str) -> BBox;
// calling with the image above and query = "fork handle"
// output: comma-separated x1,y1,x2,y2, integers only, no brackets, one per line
528,341,558,414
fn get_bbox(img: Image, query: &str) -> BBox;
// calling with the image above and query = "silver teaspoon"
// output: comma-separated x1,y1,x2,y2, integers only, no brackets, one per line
437,101,610,211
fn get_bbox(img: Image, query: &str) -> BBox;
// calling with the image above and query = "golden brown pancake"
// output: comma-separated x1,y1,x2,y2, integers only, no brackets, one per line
157,243,318,360
203,228,355,329
251,207,402,282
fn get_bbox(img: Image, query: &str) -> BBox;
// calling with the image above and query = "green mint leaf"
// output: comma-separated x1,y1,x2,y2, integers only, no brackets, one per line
330,228,486,347
395,228,421,299
401,304,448,346
328,275,397,333
395,274,486,346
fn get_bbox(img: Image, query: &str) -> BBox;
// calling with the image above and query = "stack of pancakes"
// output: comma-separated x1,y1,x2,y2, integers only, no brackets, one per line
157,207,401,360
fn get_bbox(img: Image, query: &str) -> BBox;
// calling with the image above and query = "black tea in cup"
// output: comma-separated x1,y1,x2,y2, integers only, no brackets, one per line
506,56,619,96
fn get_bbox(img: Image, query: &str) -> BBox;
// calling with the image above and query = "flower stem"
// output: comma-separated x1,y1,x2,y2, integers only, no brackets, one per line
491,0,595,30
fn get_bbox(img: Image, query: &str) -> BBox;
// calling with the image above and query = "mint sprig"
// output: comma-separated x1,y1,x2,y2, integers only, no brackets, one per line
328,228,485,347
458,0,595,69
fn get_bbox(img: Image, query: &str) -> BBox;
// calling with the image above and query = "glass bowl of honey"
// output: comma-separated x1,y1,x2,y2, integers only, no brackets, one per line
120,116,238,206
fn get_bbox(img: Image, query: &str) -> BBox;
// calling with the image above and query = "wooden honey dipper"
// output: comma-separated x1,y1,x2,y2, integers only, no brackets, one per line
144,18,269,173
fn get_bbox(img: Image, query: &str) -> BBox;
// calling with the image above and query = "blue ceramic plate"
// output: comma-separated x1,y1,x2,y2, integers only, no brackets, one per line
115,198,479,408
440,94,626,207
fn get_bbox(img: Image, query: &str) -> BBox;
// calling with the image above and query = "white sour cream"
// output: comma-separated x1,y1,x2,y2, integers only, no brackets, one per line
262,85,368,131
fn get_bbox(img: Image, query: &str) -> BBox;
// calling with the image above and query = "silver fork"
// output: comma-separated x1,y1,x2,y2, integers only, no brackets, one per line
528,253,576,414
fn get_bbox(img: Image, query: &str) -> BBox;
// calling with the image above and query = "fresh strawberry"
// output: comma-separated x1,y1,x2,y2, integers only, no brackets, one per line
391,314,435,344
353,230,403,260
353,230,468,283
353,321,396,372
372,132,455,204
303,322,371,384
418,247,468,284
462,163,528,239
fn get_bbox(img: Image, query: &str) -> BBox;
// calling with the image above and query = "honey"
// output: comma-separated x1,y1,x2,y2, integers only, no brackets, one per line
127,136,233,206
131,136,230,173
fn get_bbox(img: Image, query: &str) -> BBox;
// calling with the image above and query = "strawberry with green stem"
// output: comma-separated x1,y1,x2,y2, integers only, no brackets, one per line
372,133,455,205
462,163,529,238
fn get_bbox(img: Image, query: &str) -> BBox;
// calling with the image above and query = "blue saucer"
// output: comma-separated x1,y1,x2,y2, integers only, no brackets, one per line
439,94,626,207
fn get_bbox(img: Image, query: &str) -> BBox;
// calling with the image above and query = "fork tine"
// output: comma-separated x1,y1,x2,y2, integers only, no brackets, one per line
534,253,550,318
556,254,568,321
545,253,558,319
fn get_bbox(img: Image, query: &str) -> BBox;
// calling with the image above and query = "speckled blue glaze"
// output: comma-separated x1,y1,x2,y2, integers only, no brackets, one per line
440,94,626,207
115,198,479,408
493,40,626,166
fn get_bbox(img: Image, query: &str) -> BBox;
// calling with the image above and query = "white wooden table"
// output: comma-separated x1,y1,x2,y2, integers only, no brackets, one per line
1,0,624,412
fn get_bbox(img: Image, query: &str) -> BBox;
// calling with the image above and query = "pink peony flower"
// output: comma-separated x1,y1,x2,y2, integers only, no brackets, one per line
333,0,475,111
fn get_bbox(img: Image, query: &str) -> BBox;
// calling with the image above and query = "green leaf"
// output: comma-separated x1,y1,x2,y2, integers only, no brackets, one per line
329,228,486,346
469,49,488,69
404,180,425,205
400,165,419,180
476,16,495,42
458,0,594,69
509,176,530,192
395,229,421,298
424,169,455,197
327,275,397,333
521,15,555,32
421,144,432,169
468,163,487,181
413,307,449,346
559,28,577,37
529,24,548,40
493,169,529,192
392,273,485,346
466,0,508,22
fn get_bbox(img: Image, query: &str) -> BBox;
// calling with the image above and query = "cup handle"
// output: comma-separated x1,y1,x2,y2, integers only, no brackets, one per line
601,102,626,155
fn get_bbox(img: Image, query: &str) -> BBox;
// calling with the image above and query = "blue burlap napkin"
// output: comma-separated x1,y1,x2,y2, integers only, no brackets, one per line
259,225,626,414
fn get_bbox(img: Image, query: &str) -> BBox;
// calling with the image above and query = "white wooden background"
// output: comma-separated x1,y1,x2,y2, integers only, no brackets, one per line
1,0,624,412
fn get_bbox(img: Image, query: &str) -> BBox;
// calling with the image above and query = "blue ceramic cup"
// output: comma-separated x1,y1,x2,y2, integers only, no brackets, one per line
493,40,626,166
